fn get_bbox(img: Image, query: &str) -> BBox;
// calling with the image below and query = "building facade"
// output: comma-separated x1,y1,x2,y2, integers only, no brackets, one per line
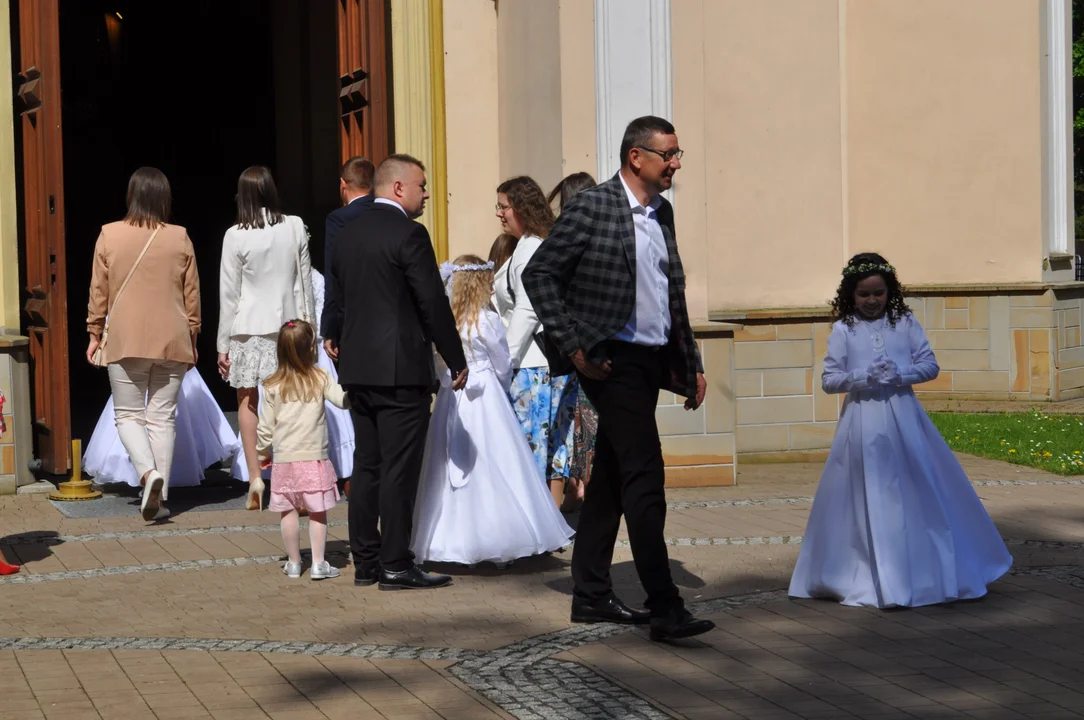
0,0,1075,492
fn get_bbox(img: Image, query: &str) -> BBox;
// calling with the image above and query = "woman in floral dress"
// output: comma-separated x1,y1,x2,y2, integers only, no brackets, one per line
492,176,578,508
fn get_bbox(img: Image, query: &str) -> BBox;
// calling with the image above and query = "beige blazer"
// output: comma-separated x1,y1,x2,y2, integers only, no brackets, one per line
216,214,314,353
86,221,201,366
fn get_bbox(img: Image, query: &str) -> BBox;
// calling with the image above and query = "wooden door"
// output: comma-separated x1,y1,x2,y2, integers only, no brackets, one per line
15,0,71,475
337,0,390,164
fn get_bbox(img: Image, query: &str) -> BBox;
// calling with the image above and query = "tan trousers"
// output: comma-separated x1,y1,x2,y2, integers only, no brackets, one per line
108,358,187,496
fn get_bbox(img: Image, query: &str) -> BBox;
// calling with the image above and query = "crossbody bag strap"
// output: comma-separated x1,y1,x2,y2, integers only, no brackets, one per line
105,224,163,330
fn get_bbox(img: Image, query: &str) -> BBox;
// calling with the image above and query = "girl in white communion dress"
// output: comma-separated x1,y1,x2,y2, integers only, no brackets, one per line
411,254,574,567
789,253,1011,609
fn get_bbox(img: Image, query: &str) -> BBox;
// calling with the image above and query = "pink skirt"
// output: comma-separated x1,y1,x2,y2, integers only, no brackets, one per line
269,459,340,513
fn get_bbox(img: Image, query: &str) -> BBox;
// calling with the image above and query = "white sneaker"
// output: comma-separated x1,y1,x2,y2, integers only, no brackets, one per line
282,561,302,578
310,561,340,580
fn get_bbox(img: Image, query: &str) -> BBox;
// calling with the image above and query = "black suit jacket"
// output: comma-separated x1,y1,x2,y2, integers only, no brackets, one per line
521,173,702,398
331,202,466,388
321,193,374,338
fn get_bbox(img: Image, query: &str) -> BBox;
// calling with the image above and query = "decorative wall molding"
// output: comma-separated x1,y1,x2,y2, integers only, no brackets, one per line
594,0,673,185
1044,0,1073,256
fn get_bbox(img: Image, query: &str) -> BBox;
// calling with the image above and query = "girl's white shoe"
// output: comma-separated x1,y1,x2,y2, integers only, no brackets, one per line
309,561,340,580
282,561,302,578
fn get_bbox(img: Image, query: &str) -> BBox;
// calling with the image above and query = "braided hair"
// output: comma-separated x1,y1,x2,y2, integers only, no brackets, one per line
830,252,910,328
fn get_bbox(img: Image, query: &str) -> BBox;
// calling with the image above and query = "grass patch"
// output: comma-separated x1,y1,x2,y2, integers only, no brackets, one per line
928,409,1084,475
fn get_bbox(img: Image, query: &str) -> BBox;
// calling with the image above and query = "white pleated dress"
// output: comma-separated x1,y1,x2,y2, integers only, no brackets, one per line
788,313,1012,608
411,309,574,565
82,368,238,488
231,269,354,481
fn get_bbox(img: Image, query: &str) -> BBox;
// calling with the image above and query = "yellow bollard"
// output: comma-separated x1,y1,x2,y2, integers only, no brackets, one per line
49,439,102,501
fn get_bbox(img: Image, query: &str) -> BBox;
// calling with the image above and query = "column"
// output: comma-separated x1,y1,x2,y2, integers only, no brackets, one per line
594,0,672,182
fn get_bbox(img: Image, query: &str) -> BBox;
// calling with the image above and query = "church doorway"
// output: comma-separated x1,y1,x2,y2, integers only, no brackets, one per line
12,0,390,474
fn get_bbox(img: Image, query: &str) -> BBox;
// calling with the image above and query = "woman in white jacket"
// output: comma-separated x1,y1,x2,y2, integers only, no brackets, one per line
492,176,578,508
217,166,315,510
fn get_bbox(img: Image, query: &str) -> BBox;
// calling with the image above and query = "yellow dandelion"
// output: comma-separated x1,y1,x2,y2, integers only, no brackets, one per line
1008,449,1017,453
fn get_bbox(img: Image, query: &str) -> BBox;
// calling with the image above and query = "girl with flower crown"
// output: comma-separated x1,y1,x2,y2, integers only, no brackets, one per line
410,254,574,567
789,252,1011,608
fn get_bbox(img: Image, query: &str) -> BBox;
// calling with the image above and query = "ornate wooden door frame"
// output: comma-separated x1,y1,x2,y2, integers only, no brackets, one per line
338,0,390,164
15,0,70,475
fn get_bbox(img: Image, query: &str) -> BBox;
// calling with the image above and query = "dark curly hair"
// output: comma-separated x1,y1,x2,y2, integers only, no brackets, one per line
830,252,910,328
496,176,555,239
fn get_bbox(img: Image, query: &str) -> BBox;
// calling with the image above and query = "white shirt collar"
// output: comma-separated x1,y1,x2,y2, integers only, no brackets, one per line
618,172,662,213
347,194,369,205
374,197,407,216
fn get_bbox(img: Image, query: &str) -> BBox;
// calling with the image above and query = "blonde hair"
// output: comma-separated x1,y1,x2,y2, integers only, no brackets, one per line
448,254,494,338
263,320,323,403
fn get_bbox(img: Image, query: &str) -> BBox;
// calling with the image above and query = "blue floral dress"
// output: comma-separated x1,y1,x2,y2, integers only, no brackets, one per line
509,368,578,483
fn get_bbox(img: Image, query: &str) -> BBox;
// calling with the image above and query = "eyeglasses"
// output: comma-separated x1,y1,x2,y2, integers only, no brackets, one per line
495,203,512,212
637,146,684,162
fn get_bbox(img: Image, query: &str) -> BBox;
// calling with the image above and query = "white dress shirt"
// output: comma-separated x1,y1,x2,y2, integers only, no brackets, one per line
614,173,670,347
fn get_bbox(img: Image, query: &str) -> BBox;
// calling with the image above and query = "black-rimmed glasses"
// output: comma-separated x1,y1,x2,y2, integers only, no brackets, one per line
637,146,684,162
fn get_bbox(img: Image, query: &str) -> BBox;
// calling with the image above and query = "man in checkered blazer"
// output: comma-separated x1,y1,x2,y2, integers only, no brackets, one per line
523,116,714,642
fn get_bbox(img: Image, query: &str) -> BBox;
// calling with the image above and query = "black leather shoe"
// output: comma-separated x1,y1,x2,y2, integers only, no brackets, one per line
354,565,380,587
649,609,715,642
570,596,651,625
378,566,453,591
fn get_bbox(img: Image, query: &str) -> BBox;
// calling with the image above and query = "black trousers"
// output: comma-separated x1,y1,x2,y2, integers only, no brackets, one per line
347,385,432,573
573,342,682,617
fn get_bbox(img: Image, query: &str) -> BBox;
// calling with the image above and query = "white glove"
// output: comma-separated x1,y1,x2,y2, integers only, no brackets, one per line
878,359,901,386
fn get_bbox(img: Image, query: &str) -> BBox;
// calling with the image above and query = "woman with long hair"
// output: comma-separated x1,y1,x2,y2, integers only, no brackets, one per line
86,167,201,521
491,176,577,507
217,166,315,510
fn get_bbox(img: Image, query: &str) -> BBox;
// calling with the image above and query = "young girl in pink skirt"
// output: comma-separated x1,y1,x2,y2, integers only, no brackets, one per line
257,320,349,580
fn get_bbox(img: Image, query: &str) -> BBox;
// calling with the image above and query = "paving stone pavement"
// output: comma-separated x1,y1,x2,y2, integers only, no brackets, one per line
0,454,1082,719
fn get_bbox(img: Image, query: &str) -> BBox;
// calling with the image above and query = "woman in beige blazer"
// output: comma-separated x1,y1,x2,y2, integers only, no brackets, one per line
217,166,314,510
86,167,201,522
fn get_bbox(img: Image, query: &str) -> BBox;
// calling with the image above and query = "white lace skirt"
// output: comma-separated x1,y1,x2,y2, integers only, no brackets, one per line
227,334,278,389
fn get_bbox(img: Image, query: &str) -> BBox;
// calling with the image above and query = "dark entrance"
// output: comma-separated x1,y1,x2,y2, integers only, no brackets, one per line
13,0,390,473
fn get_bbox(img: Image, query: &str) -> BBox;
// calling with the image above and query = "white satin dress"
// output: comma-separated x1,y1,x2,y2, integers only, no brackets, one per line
411,309,574,565
83,368,238,488
788,313,1012,608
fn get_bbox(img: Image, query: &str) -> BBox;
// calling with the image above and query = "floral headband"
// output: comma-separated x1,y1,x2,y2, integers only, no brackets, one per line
439,260,495,286
843,262,895,277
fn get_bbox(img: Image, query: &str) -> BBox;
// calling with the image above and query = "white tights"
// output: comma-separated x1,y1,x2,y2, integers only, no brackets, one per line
280,510,328,565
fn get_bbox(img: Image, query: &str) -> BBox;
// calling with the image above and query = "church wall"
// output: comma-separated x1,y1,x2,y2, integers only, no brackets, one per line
443,0,501,261
668,0,1050,318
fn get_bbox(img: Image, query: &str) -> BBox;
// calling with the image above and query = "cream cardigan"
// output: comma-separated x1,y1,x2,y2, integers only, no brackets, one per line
256,369,349,464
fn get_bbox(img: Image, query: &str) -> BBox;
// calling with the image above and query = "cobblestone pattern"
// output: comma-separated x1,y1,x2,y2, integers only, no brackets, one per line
0,635,476,660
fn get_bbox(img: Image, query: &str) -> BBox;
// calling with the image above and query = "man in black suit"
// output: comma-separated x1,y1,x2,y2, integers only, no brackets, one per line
329,154,468,591
322,156,375,348
523,116,714,641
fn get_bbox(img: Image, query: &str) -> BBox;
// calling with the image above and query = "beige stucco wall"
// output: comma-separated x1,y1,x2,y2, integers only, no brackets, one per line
674,0,846,315
846,0,1043,286
443,0,596,260
558,0,597,180
443,0,501,261
497,0,563,191
671,0,1047,317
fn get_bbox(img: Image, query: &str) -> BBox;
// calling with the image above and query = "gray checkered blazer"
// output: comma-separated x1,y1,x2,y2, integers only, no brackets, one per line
522,173,703,398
